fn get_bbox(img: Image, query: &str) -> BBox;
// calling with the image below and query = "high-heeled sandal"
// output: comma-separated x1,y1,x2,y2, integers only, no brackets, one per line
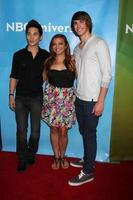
60,157,69,169
51,157,60,170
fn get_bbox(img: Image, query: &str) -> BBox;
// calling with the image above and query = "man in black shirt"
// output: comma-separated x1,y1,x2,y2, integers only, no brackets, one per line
9,20,49,172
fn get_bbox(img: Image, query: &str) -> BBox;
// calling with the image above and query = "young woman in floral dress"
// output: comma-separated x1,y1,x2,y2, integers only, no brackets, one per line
41,34,76,169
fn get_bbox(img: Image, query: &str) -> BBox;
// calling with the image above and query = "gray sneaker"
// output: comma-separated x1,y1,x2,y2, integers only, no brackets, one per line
70,159,84,168
68,170,94,186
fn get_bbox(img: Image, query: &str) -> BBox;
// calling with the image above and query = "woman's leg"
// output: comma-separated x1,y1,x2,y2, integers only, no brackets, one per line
50,126,59,158
50,126,60,169
59,127,69,168
59,127,68,158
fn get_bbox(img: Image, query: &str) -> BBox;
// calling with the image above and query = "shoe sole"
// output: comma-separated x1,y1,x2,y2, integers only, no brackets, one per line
68,177,94,186
70,162,83,168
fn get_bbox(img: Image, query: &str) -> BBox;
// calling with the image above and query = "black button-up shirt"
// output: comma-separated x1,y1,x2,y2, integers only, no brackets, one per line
10,47,50,97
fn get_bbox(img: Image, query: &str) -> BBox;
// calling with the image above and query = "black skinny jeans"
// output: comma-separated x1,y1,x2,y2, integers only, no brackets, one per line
15,96,43,161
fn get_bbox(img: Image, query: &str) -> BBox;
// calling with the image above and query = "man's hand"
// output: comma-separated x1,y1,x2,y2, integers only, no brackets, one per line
9,95,15,111
92,101,104,116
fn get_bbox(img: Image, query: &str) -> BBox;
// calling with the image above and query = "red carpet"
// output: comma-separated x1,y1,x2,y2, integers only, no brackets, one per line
0,152,133,200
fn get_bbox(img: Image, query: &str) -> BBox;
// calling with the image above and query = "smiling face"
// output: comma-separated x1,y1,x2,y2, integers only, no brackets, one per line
73,19,89,38
51,37,66,56
26,27,42,48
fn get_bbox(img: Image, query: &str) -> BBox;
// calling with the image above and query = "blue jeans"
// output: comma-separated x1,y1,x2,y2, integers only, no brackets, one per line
15,96,43,161
75,97,99,174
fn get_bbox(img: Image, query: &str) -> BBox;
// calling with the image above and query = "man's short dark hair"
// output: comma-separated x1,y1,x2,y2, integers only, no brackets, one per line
26,19,43,36
71,11,93,35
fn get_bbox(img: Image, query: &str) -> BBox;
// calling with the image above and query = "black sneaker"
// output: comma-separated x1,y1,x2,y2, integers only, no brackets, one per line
70,159,84,168
17,161,27,173
68,170,94,186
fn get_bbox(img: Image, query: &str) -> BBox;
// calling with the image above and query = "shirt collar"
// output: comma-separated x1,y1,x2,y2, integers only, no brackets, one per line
25,46,41,54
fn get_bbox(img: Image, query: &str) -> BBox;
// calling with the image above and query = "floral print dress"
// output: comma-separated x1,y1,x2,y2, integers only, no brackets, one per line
41,69,76,129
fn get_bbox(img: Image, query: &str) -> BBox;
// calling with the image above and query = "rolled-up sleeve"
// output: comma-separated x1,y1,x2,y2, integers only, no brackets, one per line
97,40,112,88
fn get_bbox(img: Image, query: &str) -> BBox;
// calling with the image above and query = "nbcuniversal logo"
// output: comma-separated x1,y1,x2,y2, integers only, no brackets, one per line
6,22,71,33
125,24,133,34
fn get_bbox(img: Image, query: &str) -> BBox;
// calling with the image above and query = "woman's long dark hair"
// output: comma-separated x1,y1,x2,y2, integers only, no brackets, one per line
44,34,75,79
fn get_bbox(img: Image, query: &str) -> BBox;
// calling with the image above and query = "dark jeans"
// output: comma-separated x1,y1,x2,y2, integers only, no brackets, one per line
15,96,43,161
75,97,99,174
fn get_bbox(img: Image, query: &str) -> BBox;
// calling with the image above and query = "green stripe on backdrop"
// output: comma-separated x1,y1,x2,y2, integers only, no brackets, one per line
110,0,133,161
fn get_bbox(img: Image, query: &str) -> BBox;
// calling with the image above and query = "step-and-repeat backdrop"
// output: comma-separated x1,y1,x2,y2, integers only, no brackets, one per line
0,0,118,161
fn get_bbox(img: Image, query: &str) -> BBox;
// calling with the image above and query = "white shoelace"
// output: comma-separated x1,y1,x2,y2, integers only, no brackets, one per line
78,170,85,179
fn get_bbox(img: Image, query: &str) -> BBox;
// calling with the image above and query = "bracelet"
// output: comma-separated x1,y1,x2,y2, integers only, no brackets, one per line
9,93,14,96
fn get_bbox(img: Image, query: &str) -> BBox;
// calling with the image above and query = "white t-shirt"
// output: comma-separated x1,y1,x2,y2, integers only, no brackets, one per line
74,34,112,101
